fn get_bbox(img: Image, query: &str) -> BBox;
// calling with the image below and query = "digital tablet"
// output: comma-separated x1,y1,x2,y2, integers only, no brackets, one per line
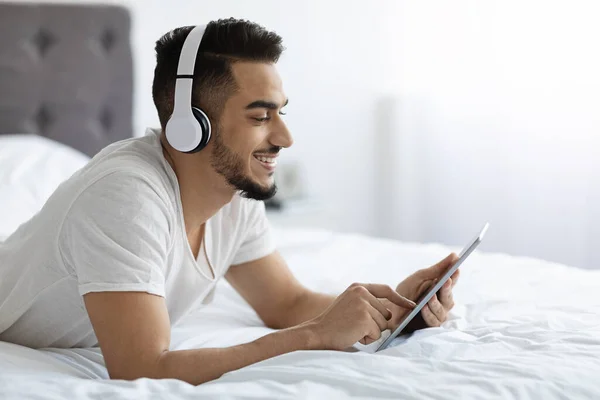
375,222,489,351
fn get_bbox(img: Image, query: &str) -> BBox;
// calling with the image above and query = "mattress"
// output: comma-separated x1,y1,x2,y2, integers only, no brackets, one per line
1,136,599,399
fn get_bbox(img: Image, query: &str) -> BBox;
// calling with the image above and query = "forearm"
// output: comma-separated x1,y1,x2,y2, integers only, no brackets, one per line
155,323,320,385
269,290,336,329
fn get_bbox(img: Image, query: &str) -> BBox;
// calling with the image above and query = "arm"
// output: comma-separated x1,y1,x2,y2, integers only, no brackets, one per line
225,251,336,329
229,248,461,336
84,282,415,384
83,291,321,385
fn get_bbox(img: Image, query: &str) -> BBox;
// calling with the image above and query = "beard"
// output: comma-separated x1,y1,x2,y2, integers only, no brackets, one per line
209,131,278,201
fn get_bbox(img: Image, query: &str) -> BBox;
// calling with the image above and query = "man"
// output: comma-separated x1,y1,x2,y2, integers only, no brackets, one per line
0,18,459,385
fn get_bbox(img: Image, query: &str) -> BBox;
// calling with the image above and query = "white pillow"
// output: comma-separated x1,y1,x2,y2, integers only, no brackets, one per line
0,134,90,239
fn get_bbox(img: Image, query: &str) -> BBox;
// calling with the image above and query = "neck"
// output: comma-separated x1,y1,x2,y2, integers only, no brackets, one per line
160,136,235,234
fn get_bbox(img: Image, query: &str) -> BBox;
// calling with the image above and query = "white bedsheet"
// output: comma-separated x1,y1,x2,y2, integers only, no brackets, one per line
1,227,599,399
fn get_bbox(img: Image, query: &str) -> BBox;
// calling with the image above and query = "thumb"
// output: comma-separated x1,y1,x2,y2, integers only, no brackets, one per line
422,253,459,279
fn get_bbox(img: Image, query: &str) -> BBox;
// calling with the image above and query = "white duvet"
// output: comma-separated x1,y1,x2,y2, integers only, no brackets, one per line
1,228,599,399
1,136,599,399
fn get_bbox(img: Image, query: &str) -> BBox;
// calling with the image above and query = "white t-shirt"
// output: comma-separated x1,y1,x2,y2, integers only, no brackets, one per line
0,128,275,349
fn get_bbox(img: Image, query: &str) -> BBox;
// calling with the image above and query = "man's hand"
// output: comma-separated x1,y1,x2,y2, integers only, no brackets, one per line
307,283,416,350
384,253,460,333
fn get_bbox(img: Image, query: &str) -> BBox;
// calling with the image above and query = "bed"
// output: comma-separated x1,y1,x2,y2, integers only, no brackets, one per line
1,3,600,399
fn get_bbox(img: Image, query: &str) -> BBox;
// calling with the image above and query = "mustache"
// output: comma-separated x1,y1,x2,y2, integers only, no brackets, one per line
253,146,281,155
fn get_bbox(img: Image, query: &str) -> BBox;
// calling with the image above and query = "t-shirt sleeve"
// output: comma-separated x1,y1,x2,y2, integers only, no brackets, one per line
230,199,276,265
59,171,173,297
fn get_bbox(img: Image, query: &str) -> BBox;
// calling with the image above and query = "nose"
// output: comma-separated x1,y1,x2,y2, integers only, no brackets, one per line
270,118,294,149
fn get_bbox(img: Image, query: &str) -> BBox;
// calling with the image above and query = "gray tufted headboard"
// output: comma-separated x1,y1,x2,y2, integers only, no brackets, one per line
0,2,133,157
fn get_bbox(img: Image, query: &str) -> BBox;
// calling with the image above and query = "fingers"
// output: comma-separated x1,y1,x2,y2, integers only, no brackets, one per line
421,253,459,279
354,283,416,310
366,304,390,332
348,283,405,345
451,268,460,287
417,278,435,298
427,293,446,322
435,253,459,269
422,303,442,327
365,295,392,321
364,316,383,344
439,278,455,310
360,333,380,346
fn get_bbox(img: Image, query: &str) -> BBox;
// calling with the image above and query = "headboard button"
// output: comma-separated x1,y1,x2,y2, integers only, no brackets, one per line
31,30,56,58
99,107,113,132
34,106,52,133
100,29,116,53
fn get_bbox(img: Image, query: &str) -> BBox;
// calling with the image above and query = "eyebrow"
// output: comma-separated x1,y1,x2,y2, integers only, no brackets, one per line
245,98,289,110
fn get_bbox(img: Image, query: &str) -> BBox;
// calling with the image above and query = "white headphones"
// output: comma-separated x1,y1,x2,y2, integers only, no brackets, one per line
165,25,212,153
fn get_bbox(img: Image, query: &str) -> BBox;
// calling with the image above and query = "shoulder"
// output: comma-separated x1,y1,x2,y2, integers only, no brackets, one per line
64,169,176,237
58,169,176,270
70,131,178,217
83,128,174,190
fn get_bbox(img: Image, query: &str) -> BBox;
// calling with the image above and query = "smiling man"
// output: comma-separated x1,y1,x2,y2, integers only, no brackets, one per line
0,18,459,385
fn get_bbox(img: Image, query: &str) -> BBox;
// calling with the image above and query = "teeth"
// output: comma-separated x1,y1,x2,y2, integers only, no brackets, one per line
255,155,276,164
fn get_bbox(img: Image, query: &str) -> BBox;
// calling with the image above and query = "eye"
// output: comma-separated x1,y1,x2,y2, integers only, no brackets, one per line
279,111,287,116
253,116,270,122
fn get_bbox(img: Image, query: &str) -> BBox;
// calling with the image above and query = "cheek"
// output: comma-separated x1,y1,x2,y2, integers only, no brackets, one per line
237,138,265,160
239,142,261,172
220,123,267,165
220,130,253,157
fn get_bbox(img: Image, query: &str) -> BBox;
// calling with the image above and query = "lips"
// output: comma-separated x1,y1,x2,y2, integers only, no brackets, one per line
253,153,278,170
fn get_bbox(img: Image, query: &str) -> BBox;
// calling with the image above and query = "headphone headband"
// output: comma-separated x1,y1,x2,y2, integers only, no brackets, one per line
172,25,207,116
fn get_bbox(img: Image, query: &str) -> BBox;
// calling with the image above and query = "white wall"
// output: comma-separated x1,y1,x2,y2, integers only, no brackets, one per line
383,0,600,269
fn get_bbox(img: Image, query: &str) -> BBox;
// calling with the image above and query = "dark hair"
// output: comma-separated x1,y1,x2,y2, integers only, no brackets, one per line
152,18,285,130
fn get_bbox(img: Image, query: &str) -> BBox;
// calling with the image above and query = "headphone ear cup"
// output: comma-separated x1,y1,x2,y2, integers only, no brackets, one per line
189,107,212,153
